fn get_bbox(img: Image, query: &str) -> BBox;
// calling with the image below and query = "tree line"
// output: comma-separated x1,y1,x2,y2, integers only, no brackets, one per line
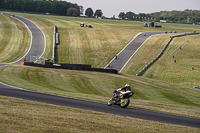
0,0,80,17
85,7,200,23
1,0,199,23
151,9,200,23
117,9,200,23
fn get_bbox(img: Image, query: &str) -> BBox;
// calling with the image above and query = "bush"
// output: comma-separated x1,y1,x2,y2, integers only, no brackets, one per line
67,8,79,17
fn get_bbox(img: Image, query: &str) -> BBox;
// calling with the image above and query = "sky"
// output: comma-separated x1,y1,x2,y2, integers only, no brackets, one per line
64,0,200,17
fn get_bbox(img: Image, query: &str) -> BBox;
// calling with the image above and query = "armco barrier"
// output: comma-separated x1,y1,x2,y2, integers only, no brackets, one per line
136,32,199,76
23,62,118,74
52,26,59,63
52,26,57,63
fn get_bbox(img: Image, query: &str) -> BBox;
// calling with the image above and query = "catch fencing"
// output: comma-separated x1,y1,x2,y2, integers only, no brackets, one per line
136,32,199,76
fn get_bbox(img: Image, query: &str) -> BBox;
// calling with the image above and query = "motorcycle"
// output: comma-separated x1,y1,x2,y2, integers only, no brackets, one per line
107,90,134,108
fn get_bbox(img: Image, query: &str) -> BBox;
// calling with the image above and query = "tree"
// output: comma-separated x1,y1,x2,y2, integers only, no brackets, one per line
191,17,196,23
0,0,4,8
85,8,93,17
1,0,80,16
174,18,178,22
79,5,84,15
111,15,115,19
67,8,78,17
94,9,102,18
125,11,135,20
118,12,125,19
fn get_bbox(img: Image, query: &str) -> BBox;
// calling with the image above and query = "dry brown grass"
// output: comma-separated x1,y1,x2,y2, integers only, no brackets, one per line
1,96,199,133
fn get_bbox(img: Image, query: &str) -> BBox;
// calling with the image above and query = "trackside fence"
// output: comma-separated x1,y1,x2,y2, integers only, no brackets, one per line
23,62,118,74
41,26,117,74
136,32,199,76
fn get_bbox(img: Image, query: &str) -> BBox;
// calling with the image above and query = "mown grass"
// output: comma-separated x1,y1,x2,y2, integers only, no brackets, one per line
0,65,199,119
123,33,200,87
122,34,173,74
0,12,200,131
7,12,199,68
133,35,200,87
1,96,199,133
0,14,30,63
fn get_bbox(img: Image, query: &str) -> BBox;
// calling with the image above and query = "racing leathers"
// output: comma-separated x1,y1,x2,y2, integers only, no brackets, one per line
112,84,133,102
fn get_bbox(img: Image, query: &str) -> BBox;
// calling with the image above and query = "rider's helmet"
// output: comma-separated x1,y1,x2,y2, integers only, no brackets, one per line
125,84,130,87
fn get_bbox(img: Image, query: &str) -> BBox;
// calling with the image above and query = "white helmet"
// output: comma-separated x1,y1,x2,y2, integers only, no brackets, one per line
125,84,130,87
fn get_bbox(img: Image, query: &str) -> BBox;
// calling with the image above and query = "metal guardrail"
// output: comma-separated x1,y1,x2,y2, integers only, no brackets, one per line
136,32,199,76
52,26,59,63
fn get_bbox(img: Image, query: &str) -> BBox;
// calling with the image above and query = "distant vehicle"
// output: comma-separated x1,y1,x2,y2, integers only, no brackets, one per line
193,86,200,89
86,25,93,28
144,23,148,27
160,20,167,23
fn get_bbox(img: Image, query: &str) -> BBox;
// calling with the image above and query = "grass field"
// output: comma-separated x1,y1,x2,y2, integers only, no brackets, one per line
0,12,200,131
143,35,200,86
0,65,199,119
1,96,199,132
0,14,30,63
8,12,199,67
123,33,200,87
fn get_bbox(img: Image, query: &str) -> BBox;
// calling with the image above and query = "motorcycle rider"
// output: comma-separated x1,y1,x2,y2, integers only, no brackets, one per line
112,84,133,102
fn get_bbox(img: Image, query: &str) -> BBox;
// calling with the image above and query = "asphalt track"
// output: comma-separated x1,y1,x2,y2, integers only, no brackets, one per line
0,87,200,128
105,31,164,72
0,14,200,129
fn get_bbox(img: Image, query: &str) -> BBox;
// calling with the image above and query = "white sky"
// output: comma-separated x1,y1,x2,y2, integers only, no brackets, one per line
64,0,200,17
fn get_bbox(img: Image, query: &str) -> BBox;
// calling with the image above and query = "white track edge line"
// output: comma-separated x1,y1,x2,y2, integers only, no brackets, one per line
2,13,46,64
119,34,154,72
104,32,142,69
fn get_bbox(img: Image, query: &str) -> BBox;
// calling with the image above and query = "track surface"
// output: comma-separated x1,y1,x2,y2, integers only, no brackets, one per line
105,32,163,72
0,14,200,129
0,87,200,128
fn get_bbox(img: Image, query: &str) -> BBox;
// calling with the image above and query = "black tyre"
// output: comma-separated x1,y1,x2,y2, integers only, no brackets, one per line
120,98,130,108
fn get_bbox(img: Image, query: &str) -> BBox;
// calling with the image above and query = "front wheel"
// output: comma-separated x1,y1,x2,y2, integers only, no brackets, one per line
120,98,130,108
107,99,112,106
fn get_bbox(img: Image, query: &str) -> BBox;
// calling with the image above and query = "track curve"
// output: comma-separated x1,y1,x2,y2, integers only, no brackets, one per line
0,13,199,129
0,13,45,65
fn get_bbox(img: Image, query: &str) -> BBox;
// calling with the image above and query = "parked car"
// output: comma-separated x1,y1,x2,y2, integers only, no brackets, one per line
193,86,200,89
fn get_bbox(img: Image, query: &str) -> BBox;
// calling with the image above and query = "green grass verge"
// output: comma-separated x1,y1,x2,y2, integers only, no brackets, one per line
0,12,200,130
1,96,199,133
123,33,200,87
122,34,173,75
0,13,30,63
0,65,199,119
6,12,200,68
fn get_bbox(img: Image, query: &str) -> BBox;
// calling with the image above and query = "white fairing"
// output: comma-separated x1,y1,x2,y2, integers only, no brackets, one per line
120,91,131,94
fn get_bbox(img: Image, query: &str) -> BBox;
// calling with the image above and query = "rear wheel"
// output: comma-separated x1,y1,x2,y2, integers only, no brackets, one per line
107,99,112,106
120,98,130,108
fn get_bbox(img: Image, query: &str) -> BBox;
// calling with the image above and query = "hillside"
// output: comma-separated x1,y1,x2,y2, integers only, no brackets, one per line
0,13,30,63
0,12,200,131
9,12,199,68
123,33,200,87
